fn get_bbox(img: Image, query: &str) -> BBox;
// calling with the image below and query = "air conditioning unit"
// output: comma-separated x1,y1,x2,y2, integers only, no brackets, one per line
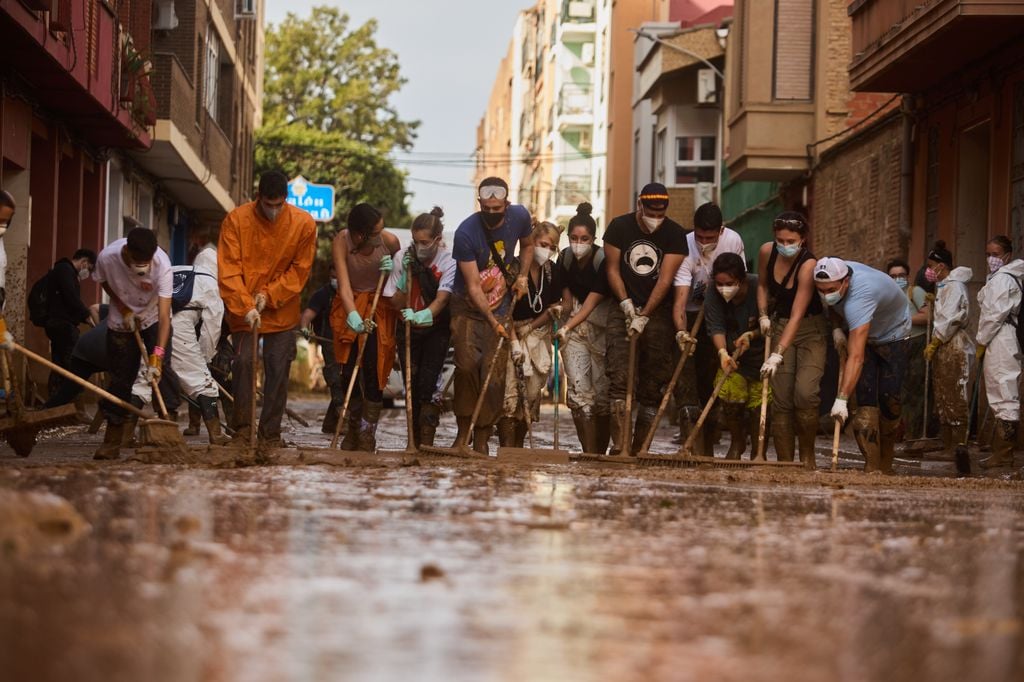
237,0,256,18
697,68,718,104
578,128,592,152
568,1,593,20
153,0,179,31
581,42,595,65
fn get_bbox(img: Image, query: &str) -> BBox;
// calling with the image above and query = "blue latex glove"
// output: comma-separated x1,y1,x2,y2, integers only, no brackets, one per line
402,251,413,267
379,255,394,272
402,308,433,327
346,310,366,333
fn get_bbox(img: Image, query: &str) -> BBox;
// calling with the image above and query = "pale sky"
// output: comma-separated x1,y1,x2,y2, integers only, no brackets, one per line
264,0,535,223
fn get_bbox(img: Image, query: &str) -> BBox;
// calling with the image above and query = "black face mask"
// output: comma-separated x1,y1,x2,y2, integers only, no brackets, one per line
480,211,504,228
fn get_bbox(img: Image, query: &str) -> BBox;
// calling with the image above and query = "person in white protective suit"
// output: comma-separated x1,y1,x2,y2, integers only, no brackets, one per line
976,235,1023,469
140,242,228,445
921,240,974,459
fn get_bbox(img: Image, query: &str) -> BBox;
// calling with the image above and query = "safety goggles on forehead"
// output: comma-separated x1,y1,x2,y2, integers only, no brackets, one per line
478,185,508,201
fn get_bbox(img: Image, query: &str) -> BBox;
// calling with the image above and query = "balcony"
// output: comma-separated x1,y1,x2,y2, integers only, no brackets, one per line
561,0,596,41
555,175,592,209
849,0,1024,92
557,84,594,128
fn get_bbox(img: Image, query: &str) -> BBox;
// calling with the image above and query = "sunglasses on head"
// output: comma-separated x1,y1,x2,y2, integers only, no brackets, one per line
478,185,508,201
774,218,804,229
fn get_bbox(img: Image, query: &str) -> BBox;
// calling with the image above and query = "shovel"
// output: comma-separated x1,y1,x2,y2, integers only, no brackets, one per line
905,300,942,452
831,349,847,473
11,342,185,449
497,320,570,464
754,334,771,462
0,348,78,456
378,320,419,458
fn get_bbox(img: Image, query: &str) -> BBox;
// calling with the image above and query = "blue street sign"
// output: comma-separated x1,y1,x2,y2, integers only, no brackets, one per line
287,175,335,222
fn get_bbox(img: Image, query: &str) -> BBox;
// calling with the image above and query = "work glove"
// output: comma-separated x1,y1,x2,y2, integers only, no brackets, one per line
402,308,433,327
402,251,413,268
976,344,986,363
145,353,163,382
832,328,847,353
619,298,637,323
628,315,649,338
761,352,784,378
363,318,378,334
120,308,137,332
254,292,268,313
830,398,848,423
548,303,563,320
923,338,940,362
0,330,13,352
554,327,569,345
346,310,366,333
513,274,529,299
379,255,394,272
244,309,261,329
735,331,755,355
675,330,695,350
718,348,737,372
510,339,524,364
759,315,772,336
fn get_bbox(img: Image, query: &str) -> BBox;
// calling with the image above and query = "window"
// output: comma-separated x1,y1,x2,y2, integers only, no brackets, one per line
674,135,716,185
203,30,220,119
773,0,814,101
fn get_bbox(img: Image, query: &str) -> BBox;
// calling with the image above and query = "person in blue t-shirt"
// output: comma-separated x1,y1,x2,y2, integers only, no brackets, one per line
814,257,911,474
449,177,534,454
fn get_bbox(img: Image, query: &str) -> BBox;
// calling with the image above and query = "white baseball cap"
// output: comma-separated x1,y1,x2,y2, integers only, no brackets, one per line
814,257,850,282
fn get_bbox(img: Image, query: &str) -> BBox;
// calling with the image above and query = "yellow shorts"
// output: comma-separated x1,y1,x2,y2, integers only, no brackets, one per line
714,369,769,409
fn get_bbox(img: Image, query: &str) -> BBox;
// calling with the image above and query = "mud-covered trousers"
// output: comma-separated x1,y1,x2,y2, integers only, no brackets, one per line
607,304,676,409
855,338,910,421
561,299,611,418
451,296,508,429
231,328,296,440
101,324,181,425
933,329,973,428
399,322,450,430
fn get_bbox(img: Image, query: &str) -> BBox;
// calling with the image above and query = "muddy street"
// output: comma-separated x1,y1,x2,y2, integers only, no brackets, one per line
1,399,1023,682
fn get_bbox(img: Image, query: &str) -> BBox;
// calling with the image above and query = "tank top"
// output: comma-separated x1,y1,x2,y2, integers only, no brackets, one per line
344,230,389,293
767,246,823,318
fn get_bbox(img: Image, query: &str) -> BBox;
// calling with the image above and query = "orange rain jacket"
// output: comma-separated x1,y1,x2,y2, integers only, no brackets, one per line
218,202,317,334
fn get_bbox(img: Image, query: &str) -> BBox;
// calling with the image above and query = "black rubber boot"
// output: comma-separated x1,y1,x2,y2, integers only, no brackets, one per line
497,417,517,447
183,403,202,436
722,403,748,460
772,411,796,462
419,403,441,447
198,395,230,446
795,409,819,469
340,398,363,450
593,413,611,455
357,401,383,452
981,420,1017,469
94,421,125,460
321,400,340,435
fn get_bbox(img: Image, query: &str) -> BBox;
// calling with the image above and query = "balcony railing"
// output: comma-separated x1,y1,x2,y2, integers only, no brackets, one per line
555,175,592,207
558,84,593,117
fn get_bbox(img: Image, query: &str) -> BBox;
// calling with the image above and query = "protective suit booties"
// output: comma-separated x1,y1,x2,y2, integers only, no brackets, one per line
981,420,1017,469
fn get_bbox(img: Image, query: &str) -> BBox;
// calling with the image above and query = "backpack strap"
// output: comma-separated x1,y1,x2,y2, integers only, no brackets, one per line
1000,272,1024,328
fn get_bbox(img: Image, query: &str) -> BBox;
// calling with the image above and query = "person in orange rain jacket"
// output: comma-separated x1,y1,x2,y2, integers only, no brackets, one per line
218,170,317,448
329,203,400,452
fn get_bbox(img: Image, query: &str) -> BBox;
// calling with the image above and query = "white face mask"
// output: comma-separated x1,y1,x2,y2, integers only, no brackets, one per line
131,263,151,277
699,241,717,257
78,267,91,281
416,244,437,261
717,284,739,302
571,243,591,260
642,216,665,232
534,246,552,265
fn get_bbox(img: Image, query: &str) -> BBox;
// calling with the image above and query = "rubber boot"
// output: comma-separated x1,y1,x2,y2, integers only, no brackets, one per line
94,421,125,460
939,423,953,459
853,407,882,472
631,405,657,455
473,426,492,455
700,406,720,458
879,415,900,475
571,409,593,453
674,407,687,446
593,413,611,455
455,416,471,449
981,420,1017,469
198,395,230,446
609,399,626,456
772,411,796,462
357,401,383,452
795,409,819,469
513,418,528,448
748,408,763,460
183,403,202,436
497,416,518,447
321,400,340,435
722,403,748,460
340,398,362,451
419,403,441,447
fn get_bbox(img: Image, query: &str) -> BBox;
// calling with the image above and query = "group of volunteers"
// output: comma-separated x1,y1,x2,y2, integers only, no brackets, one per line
0,170,1019,471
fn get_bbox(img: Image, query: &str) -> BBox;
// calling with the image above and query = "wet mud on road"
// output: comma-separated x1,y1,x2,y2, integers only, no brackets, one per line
1,399,1023,681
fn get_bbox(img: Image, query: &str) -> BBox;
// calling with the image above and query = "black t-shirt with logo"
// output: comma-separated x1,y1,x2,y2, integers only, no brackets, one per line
603,212,688,310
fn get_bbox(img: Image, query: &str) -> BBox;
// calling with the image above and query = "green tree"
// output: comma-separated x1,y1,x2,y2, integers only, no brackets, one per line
263,6,419,152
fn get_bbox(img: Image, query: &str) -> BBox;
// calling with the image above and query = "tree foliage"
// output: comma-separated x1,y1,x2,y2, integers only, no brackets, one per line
263,6,419,152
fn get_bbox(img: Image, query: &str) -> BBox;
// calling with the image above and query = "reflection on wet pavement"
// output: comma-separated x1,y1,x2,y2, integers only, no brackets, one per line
1,399,1022,681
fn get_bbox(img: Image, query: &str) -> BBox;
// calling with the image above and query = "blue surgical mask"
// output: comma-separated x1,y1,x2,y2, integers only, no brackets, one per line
776,242,801,258
894,277,908,290
821,290,844,307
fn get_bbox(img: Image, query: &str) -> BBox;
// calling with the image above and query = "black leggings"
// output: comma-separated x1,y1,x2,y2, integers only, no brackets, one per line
339,329,383,403
399,324,450,422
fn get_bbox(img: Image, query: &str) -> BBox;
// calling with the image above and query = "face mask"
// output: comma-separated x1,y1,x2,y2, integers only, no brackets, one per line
534,247,552,265
571,243,591,260
78,267,91,281
261,205,282,223
416,243,437,261
330,277,338,290
894,277,908,290
131,263,151,277
924,267,938,283
642,216,665,232
821,290,844,307
717,284,739,302
988,256,1006,274
776,242,801,258
481,211,504,228
699,241,717,257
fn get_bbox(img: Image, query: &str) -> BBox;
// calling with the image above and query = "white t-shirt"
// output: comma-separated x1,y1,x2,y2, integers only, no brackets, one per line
94,237,173,331
384,247,457,309
673,227,746,312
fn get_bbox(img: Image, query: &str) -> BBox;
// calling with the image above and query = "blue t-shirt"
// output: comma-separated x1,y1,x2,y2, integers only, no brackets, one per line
452,204,533,297
833,261,911,344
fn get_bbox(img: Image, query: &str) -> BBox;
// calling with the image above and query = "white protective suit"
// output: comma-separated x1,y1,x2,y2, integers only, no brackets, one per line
977,259,1024,422
932,266,975,427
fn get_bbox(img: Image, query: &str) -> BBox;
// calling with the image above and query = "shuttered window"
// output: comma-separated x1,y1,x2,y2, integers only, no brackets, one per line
773,0,814,101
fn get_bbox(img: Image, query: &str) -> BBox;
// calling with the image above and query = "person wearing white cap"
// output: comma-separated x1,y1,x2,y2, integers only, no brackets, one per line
814,257,911,473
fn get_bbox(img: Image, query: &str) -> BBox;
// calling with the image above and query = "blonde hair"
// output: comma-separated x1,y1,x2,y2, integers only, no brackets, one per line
530,220,563,245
